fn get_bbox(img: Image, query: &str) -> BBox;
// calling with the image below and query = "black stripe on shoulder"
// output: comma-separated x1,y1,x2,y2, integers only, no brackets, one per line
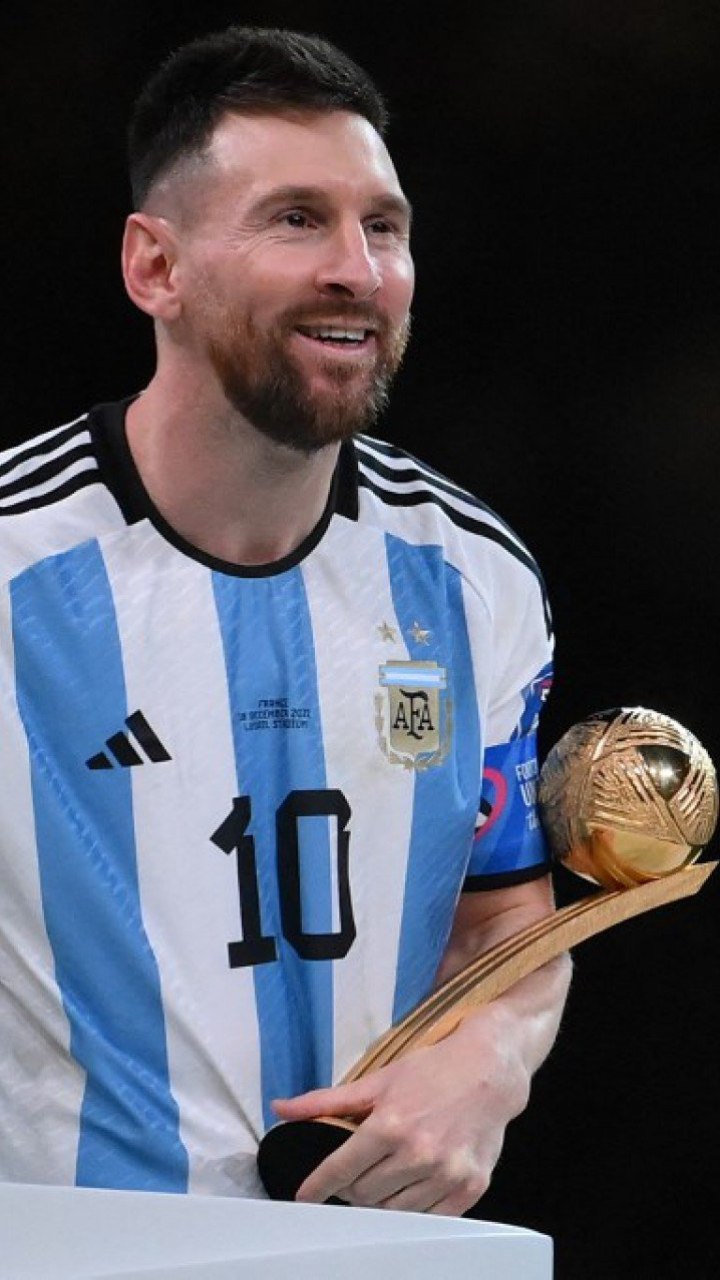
357,470,551,625
0,468,101,517
0,443,96,502
356,438,519,538
462,862,551,891
0,419,90,482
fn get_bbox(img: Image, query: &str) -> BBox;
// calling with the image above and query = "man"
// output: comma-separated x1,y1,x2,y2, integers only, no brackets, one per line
0,26,570,1214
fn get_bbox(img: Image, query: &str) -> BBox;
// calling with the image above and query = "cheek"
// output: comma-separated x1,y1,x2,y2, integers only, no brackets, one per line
179,260,233,326
384,255,415,318
228,266,308,327
240,243,319,295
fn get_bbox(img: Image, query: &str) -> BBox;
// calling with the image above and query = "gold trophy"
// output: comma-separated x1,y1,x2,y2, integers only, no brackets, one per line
257,707,718,1200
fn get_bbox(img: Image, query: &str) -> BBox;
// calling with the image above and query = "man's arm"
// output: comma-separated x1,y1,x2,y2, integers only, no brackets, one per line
273,873,571,1215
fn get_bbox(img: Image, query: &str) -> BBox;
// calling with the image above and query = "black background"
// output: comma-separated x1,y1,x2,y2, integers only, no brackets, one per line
2,3,719,1276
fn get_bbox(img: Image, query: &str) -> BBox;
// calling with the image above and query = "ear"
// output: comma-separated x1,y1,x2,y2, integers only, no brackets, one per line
122,213,182,321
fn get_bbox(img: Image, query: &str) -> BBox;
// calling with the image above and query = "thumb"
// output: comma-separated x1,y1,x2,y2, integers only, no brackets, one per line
272,1079,377,1122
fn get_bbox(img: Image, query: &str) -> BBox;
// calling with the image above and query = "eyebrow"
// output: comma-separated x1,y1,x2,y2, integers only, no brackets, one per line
248,185,413,226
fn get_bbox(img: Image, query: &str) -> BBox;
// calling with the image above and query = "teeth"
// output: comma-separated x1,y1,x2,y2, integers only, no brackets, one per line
305,327,367,342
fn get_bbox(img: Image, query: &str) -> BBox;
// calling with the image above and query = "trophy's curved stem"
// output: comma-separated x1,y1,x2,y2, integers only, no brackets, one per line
342,861,717,1082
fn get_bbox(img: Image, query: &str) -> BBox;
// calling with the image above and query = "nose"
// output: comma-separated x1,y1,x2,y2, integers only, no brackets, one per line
314,221,381,300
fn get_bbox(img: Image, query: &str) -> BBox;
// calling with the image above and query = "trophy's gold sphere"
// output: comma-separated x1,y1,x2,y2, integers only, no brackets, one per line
538,707,718,890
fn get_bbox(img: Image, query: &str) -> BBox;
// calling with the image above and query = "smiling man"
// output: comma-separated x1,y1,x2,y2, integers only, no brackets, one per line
0,26,570,1215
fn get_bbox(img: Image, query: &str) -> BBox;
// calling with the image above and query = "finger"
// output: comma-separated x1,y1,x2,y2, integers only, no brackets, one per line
376,1179,447,1213
338,1156,423,1207
272,1081,375,1122
426,1186,483,1217
295,1120,395,1203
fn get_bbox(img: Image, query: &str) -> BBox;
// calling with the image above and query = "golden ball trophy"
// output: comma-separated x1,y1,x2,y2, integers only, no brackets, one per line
257,707,718,1200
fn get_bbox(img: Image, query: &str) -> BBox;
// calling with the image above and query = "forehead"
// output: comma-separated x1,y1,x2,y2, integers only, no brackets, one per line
205,109,406,210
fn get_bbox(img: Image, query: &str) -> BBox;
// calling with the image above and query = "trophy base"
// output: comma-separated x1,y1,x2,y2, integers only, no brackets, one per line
257,1118,355,1202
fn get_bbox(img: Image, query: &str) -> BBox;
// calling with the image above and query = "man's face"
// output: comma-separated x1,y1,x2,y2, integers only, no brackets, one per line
169,110,415,452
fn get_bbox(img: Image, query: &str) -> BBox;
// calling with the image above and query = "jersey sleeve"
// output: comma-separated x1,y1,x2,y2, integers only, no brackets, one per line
464,566,554,890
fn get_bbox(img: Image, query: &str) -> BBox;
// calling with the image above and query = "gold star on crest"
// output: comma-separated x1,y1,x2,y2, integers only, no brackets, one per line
409,620,431,645
378,621,397,643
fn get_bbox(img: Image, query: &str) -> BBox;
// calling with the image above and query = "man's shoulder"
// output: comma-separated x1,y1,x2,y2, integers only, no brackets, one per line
0,411,98,514
353,434,544,589
0,408,123,585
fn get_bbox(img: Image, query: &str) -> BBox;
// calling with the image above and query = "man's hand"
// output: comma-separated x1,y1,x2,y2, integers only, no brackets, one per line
274,876,571,1215
271,1003,530,1216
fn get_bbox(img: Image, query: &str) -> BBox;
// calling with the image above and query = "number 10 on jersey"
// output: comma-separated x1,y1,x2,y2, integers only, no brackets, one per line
210,789,356,967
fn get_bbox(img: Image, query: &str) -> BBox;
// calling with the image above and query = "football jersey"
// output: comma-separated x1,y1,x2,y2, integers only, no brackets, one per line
0,399,553,1197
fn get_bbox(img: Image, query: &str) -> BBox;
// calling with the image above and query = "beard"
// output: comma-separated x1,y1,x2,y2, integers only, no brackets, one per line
203,304,411,455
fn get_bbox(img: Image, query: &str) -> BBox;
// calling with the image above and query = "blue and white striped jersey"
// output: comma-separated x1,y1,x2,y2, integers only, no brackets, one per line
0,400,553,1197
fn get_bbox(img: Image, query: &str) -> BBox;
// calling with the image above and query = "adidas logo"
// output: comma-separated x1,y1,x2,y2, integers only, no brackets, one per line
86,711,172,770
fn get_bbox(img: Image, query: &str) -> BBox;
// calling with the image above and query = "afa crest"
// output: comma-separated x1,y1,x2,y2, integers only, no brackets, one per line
375,661,453,771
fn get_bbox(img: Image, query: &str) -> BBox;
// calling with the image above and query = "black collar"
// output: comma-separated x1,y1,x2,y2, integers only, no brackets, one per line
88,397,359,579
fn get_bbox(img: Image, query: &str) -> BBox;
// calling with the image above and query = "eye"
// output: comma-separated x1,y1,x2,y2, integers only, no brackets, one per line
366,218,394,235
366,216,410,242
281,210,315,230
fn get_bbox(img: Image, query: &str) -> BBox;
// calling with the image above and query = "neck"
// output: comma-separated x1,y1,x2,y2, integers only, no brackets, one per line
125,376,341,566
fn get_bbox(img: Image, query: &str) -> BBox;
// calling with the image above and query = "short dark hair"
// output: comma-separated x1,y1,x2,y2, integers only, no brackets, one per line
128,26,389,208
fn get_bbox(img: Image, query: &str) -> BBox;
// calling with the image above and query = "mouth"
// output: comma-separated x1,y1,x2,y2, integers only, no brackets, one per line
293,324,378,357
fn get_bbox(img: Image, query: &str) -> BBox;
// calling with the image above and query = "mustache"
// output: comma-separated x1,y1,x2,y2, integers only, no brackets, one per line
282,305,391,331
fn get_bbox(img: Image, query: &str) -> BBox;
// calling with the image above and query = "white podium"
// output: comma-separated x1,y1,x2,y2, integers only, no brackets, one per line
0,1182,552,1279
